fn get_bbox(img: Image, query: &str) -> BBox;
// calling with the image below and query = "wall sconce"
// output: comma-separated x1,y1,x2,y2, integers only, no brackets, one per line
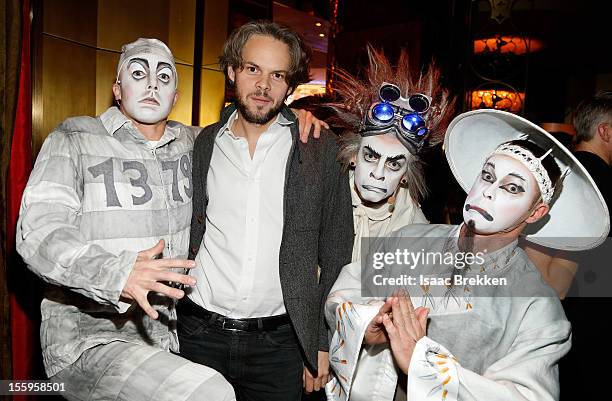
473,35,543,55
540,123,575,136
470,89,525,113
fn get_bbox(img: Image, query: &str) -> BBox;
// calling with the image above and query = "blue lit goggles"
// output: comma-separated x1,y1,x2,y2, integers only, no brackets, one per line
360,82,432,154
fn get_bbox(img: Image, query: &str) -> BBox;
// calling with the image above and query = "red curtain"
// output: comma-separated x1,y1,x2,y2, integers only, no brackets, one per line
8,0,36,385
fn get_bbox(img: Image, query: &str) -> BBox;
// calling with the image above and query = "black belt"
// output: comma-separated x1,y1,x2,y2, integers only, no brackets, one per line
178,297,291,332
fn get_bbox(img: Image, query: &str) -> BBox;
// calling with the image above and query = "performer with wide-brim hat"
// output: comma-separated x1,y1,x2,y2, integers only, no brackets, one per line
325,109,609,401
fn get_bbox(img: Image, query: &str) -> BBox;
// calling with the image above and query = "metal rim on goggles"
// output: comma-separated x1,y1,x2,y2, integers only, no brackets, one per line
380,81,432,114
367,102,428,138
361,102,429,154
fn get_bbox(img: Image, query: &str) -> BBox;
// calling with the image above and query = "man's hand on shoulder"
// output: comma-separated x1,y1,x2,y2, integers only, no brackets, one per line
121,239,196,319
290,108,329,143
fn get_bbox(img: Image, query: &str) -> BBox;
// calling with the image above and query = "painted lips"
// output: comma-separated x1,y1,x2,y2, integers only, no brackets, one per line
140,97,160,106
362,184,387,194
465,204,494,221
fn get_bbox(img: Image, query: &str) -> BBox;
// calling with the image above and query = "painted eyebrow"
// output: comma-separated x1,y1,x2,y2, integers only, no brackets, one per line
157,62,173,72
363,145,381,158
129,58,149,68
386,154,407,163
482,162,496,179
508,172,527,181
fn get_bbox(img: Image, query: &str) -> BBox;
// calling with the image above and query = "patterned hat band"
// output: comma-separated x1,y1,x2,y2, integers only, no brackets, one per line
492,144,554,204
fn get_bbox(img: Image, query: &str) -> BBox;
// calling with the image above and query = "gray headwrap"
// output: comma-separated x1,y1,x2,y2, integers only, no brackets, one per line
115,38,177,87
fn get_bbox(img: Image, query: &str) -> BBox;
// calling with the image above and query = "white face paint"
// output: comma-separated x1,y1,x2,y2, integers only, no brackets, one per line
116,54,176,124
463,153,541,234
354,133,410,204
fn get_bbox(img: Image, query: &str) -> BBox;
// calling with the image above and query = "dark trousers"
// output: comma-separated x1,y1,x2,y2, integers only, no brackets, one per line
178,303,304,401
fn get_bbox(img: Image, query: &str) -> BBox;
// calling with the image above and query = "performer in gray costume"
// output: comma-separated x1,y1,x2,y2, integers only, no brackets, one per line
16,38,237,401
325,109,609,401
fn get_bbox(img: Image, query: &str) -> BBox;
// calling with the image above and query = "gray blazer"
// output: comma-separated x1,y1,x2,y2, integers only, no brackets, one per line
187,104,354,370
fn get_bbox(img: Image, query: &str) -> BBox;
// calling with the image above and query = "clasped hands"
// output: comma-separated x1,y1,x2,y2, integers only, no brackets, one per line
364,291,429,374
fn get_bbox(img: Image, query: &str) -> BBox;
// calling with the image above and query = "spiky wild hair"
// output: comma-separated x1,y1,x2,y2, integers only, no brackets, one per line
329,46,455,203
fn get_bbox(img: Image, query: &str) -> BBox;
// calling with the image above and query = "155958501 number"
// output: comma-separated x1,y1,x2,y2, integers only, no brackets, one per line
1,380,65,395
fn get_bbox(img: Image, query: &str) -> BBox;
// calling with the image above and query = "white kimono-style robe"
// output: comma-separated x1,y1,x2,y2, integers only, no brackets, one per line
325,224,571,401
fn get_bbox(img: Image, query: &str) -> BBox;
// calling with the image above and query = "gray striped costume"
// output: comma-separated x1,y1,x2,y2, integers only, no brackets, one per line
17,107,234,400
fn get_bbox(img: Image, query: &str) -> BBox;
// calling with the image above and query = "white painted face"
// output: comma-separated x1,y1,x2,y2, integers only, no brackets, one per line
115,54,177,124
354,133,410,204
463,153,541,234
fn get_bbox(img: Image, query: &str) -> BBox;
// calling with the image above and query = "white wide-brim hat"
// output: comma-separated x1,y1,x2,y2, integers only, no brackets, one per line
445,109,609,251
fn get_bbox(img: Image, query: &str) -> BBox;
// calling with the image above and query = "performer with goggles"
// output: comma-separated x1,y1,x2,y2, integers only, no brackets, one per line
325,109,609,401
365,83,432,151
329,47,454,262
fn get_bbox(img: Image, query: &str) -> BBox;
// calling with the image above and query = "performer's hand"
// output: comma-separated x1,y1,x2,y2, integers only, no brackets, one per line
290,108,329,143
381,294,429,374
364,298,393,344
303,351,330,394
121,239,196,319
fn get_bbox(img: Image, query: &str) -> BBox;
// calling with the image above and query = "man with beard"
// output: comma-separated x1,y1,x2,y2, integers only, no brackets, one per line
176,21,354,401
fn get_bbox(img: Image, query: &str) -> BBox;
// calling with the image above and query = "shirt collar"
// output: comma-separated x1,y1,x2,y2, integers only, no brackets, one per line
99,106,180,146
218,110,238,138
99,106,131,136
276,111,293,126
218,109,294,138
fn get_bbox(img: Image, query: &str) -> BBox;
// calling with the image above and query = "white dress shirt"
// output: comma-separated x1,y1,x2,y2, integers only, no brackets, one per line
189,111,293,318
